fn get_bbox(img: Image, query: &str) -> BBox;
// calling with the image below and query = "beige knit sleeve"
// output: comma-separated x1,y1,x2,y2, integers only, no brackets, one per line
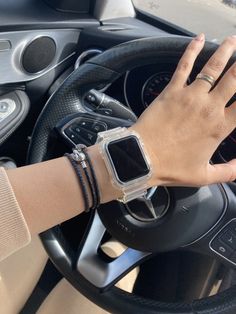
0,167,31,261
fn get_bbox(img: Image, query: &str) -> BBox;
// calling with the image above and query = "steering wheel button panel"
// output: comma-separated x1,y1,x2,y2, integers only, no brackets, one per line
220,231,236,250
211,238,232,258
77,120,95,129
64,128,81,145
59,114,131,148
75,119,107,133
73,126,97,144
92,122,107,133
210,219,236,265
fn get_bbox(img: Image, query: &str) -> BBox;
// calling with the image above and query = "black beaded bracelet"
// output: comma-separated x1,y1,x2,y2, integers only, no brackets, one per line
64,153,90,212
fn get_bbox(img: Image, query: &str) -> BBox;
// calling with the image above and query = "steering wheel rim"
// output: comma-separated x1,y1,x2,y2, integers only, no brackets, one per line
27,36,236,314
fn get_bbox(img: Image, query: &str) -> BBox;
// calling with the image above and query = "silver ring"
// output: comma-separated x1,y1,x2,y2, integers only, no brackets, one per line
196,73,216,87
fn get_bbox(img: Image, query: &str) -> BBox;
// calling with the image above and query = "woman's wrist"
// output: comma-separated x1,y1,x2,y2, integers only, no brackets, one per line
129,124,163,188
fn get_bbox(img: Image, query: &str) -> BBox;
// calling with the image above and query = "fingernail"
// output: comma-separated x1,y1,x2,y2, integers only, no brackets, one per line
231,35,236,38
195,33,205,42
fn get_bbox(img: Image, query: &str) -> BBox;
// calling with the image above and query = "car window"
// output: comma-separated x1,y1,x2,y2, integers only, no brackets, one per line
132,0,236,42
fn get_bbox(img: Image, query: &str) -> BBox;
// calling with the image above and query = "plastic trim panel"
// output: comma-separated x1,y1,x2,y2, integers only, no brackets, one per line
0,29,80,84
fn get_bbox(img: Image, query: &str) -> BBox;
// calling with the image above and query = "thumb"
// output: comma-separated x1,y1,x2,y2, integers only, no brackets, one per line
207,159,236,184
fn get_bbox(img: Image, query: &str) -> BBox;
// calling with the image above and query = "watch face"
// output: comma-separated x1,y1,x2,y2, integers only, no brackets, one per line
107,135,150,183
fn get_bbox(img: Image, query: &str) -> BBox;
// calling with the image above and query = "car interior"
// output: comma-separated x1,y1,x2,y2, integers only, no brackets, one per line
2,0,236,313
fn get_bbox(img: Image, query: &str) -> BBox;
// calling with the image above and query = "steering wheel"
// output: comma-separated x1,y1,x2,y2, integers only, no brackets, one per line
28,36,236,314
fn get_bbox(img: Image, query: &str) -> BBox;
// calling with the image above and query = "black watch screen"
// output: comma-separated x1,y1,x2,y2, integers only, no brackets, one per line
106,135,150,183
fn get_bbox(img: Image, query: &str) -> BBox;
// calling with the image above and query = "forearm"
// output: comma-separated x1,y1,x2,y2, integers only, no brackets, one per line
6,145,121,236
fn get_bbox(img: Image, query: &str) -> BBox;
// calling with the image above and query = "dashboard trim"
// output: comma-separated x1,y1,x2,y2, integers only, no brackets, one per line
0,29,80,84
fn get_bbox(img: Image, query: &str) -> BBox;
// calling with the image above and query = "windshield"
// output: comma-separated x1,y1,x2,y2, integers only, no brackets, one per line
133,0,236,42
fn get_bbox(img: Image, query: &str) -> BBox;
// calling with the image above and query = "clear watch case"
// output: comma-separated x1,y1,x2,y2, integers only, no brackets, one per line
96,127,152,203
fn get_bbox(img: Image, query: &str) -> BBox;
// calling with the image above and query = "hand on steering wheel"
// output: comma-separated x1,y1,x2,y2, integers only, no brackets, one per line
29,35,236,314
133,33,236,187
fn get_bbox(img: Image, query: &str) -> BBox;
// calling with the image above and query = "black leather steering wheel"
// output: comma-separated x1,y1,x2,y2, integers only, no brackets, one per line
28,36,236,314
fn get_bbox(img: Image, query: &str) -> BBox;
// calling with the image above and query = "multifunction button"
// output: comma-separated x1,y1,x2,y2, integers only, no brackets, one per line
64,118,107,146
220,231,236,250
210,219,236,265
211,238,232,258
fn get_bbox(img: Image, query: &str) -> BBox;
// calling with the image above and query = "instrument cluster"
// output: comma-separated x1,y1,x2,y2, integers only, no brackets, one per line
124,64,176,115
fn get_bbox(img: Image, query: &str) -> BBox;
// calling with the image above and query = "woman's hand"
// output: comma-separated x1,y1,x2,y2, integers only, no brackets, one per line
132,33,236,187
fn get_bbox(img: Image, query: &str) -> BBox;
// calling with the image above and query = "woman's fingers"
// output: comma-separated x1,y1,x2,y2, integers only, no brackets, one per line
170,33,205,88
207,161,236,184
212,62,236,103
192,36,236,92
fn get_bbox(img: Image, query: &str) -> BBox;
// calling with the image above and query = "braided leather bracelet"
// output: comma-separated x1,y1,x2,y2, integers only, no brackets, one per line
65,145,100,212
71,145,97,210
64,153,90,211
83,148,100,208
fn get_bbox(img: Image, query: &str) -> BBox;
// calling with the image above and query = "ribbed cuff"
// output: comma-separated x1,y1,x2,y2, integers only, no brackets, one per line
0,167,31,261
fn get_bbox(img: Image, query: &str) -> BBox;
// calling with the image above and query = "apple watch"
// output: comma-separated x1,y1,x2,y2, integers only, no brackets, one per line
96,127,152,203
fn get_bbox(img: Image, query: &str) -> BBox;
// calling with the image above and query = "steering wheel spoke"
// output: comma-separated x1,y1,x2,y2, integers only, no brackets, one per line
184,183,236,269
76,211,151,291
